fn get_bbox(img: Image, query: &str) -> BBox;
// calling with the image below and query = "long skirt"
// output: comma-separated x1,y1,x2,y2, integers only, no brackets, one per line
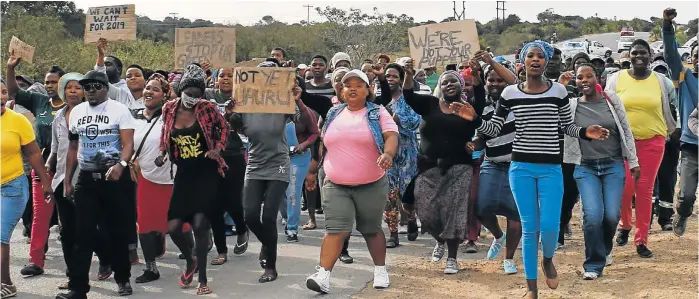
414,164,473,241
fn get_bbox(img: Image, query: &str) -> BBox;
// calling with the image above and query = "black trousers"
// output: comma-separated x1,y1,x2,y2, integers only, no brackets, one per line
243,179,288,269
69,170,136,294
211,154,248,254
51,183,76,275
653,140,680,225
22,174,33,234
559,163,579,245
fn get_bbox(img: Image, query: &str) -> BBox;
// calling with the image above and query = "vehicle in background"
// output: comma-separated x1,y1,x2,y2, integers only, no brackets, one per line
684,36,697,49
618,36,635,53
650,39,694,63
560,41,612,59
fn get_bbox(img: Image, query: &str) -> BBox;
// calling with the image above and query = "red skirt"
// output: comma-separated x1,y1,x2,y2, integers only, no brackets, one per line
136,174,190,234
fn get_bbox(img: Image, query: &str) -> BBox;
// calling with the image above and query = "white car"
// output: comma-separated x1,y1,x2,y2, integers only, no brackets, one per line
618,36,635,53
560,41,613,60
650,40,693,63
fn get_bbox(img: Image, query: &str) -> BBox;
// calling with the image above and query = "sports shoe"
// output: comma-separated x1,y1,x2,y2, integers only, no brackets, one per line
487,233,506,260
55,291,87,299
20,264,44,276
636,244,653,258
673,215,688,237
503,259,518,275
464,241,478,253
444,258,459,274
135,269,160,283
615,229,630,246
306,266,331,294
431,242,445,262
583,272,599,280
373,266,390,289
605,254,613,266
286,232,298,243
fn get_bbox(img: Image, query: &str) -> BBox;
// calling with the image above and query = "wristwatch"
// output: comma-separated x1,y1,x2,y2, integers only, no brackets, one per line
119,160,128,167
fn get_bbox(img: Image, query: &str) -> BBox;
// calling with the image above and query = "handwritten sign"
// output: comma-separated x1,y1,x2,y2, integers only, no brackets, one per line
84,4,137,44
408,20,480,69
232,67,296,114
175,28,236,69
8,36,35,63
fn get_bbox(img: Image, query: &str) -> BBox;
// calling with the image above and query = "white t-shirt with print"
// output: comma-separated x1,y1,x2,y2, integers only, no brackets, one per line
69,100,136,171
132,109,175,184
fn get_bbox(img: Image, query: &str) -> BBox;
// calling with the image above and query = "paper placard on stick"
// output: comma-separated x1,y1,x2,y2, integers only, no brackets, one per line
9,36,35,63
408,20,480,69
175,28,236,69
232,67,296,114
84,4,137,44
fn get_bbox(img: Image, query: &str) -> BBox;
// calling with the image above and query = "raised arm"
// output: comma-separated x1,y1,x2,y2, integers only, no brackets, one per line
95,38,136,107
662,8,684,81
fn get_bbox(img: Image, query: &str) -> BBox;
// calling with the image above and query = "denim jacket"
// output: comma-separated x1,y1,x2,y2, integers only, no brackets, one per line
322,101,385,155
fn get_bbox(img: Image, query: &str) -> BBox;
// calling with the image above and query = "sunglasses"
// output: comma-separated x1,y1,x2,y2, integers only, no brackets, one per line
83,83,105,91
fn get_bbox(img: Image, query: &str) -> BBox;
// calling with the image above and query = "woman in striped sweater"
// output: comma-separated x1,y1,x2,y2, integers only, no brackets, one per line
450,41,609,299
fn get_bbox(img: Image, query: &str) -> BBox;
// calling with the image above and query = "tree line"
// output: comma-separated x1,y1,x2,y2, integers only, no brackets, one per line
1,1,696,80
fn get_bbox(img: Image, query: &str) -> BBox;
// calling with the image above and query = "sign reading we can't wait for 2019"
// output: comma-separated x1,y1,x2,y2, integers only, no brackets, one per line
232,67,296,114
84,4,137,44
408,19,480,69
174,28,236,70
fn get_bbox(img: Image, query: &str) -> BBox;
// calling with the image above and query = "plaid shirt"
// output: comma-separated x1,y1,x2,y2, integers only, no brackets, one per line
159,99,230,176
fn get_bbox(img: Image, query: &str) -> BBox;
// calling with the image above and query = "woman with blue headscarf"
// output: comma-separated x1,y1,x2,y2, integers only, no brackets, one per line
401,58,486,275
451,41,610,299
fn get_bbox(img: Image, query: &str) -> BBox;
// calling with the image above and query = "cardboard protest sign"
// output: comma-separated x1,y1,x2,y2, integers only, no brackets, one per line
8,36,35,63
175,28,236,69
232,67,296,114
84,4,137,44
408,20,480,69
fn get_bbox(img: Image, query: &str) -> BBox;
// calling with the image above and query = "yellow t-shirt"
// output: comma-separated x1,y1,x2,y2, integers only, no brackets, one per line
616,71,667,140
1,109,36,184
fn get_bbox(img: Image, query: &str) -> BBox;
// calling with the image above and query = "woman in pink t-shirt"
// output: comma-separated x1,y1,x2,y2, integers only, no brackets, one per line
305,70,398,294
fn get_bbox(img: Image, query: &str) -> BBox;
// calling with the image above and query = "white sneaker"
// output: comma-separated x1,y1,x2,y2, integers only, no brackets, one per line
503,259,518,275
306,266,331,294
373,266,390,289
431,242,446,262
583,271,599,280
444,258,459,274
606,254,613,266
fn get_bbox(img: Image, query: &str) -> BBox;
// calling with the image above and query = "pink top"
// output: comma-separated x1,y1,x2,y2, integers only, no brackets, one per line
323,106,398,185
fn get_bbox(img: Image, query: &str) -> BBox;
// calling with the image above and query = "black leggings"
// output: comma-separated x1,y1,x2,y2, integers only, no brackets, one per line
243,179,288,270
168,213,210,284
211,154,247,254
559,163,579,245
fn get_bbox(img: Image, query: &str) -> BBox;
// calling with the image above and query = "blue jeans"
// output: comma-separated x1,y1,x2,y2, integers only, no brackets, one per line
574,158,625,274
509,162,563,280
285,151,311,234
1,175,30,244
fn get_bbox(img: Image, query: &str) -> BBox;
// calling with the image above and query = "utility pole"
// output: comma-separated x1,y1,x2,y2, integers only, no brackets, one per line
453,1,465,20
496,1,506,33
303,4,314,25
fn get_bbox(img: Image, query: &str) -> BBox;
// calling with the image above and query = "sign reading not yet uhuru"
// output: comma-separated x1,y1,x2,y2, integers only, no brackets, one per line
84,4,137,44
408,20,480,69
232,67,296,114
175,28,236,70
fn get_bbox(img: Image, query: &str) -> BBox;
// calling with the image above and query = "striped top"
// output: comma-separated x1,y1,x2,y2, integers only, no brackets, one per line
480,104,515,162
305,80,335,99
474,82,588,164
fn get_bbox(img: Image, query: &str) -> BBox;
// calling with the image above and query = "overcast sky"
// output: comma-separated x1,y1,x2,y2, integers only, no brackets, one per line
72,0,698,25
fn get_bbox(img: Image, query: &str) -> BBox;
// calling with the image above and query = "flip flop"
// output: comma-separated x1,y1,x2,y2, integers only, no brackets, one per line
302,222,317,230
233,232,248,255
178,259,198,288
210,255,227,266
57,281,69,290
196,284,212,295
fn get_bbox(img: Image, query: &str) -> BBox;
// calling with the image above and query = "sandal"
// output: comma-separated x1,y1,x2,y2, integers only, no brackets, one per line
302,221,317,230
210,254,227,266
178,259,199,288
196,284,212,295
233,232,248,255
258,271,278,283
1,283,17,298
57,281,70,290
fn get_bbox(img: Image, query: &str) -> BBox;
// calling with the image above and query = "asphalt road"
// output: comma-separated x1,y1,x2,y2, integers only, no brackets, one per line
501,31,651,62
7,212,488,299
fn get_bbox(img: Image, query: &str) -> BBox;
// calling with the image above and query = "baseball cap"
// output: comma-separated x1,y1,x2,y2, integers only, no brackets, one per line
341,69,370,86
297,64,308,69
78,70,109,87
331,52,351,68
332,67,350,83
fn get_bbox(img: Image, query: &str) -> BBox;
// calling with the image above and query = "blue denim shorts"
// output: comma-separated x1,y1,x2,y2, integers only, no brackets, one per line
1,175,30,244
476,160,520,221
